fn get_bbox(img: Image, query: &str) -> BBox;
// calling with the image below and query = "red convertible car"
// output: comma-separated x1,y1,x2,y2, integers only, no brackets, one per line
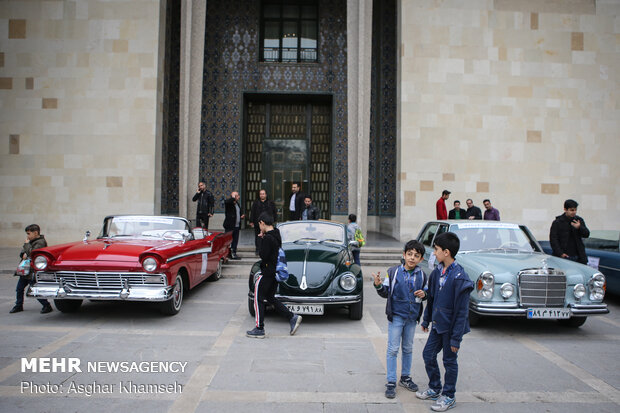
27,215,232,315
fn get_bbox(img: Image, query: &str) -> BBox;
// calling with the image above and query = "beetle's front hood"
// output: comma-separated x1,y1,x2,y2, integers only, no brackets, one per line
458,252,596,279
282,243,343,292
44,239,176,263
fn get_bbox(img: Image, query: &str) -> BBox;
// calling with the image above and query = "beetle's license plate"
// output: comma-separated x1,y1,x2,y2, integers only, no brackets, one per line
286,304,324,315
527,308,571,319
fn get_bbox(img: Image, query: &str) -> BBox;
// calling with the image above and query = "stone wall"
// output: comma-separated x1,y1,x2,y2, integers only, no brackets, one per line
398,0,620,241
0,1,163,246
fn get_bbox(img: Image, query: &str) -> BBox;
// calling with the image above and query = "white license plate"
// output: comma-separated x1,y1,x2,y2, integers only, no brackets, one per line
286,304,324,315
527,308,571,319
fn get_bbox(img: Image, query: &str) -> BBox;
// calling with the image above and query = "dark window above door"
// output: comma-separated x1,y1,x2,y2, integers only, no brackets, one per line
260,0,318,63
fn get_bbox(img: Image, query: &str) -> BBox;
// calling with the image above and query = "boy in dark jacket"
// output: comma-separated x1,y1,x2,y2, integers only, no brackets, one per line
416,232,474,411
11,224,53,314
246,212,301,338
371,240,427,399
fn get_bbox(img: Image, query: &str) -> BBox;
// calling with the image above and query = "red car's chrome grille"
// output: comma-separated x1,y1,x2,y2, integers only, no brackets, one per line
37,271,166,289
518,269,566,307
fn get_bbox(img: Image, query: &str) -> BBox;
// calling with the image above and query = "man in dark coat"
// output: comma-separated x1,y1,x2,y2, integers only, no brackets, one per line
223,191,244,259
448,200,467,220
250,189,277,255
464,199,482,220
192,181,215,230
287,182,306,221
549,199,590,264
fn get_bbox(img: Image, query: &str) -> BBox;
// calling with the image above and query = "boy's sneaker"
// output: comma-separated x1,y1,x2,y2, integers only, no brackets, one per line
430,395,455,411
399,376,418,392
385,382,396,399
246,327,265,338
415,388,440,400
290,314,302,335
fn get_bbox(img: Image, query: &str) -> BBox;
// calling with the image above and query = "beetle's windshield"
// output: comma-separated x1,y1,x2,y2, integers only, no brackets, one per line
100,216,191,239
452,222,539,253
278,222,345,244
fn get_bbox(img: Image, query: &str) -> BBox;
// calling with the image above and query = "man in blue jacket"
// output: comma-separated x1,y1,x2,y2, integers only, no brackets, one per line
416,232,474,411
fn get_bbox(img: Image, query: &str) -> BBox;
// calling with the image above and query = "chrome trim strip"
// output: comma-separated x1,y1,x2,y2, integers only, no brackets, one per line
167,247,212,263
28,283,174,301
275,294,361,304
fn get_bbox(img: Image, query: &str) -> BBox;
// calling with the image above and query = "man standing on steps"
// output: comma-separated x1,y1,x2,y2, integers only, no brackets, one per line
223,191,244,260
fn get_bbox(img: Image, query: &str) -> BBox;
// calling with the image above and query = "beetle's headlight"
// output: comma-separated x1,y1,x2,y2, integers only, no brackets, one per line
34,255,49,270
142,257,159,272
500,283,514,299
573,283,586,299
339,273,357,291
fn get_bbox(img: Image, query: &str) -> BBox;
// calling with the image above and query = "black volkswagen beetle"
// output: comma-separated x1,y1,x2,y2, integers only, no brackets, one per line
247,220,364,320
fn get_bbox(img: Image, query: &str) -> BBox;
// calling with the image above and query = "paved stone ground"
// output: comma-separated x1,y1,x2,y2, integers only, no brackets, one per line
0,238,619,412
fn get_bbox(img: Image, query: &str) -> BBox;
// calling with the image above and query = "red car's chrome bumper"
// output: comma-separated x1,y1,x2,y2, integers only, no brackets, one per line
28,281,174,302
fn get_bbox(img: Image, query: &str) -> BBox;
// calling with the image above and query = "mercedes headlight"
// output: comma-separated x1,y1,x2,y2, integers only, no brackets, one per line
573,283,586,299
142,257,159,272
34,255,49,270
339,273,357,291
590,273,605,289
500,283,514,299
477,272,495,299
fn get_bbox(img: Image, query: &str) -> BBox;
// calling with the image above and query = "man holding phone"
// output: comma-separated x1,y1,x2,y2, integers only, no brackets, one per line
549,199,590,264
192,181,215,231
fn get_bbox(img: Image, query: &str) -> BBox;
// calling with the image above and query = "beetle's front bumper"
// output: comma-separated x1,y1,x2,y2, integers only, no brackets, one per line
248,291,362,305
28,281,174,302
470,301,609,316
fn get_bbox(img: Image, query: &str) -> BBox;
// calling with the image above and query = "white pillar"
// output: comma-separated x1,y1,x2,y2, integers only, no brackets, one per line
347,0,372,230
179,0,206,220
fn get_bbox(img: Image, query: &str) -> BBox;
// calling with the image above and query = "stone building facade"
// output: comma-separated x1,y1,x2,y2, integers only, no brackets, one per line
0,0,618,246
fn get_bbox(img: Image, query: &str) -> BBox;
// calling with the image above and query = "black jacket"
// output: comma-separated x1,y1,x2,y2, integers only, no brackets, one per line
302,204,320,220
448,208,467,219
288,192,306,220
192,190,214,215
223,197,243,230
465,206,482,220
251,198,277,225
259,228,281,278
549,213,590,264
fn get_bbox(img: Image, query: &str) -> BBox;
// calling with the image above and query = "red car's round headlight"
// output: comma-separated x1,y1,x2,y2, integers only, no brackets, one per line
142,257,159,272
34,255,49,270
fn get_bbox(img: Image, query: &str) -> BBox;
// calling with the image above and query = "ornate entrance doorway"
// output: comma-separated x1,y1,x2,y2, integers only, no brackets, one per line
243,97,331,223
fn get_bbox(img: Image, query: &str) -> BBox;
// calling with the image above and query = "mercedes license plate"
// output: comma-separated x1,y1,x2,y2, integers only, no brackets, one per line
286,304,324,315
527,308,571,319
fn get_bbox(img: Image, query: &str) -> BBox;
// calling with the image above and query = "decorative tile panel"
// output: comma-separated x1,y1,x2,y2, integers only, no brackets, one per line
200,0,348,214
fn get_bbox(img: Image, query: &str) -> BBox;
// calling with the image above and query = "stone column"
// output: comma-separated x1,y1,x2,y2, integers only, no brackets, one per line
179,0,206,220
347,0,372,230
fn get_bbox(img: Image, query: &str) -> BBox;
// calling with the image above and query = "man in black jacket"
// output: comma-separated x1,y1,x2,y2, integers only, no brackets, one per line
223,191,244,259
549,199,590,264
464,199,482,220
287,182,306,221
192,181,214,230
301,195,320,220
250,189,277,255
247,212,301,338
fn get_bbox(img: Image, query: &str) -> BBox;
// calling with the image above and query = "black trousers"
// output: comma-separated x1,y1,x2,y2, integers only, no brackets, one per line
253,226,262,252
225,225,240,253
253,274,293,329
196,213,210,230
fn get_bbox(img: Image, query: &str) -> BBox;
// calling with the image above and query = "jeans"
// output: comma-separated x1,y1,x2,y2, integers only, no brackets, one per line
422,328,458,398
225,226,240,253
351,249,361,266
386,315,416,383
15,276,49,307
